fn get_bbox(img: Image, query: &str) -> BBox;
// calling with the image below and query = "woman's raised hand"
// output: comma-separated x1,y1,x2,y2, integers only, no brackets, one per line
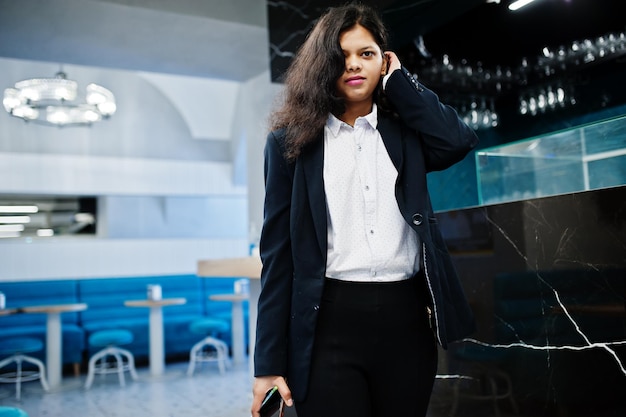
384,51,401,74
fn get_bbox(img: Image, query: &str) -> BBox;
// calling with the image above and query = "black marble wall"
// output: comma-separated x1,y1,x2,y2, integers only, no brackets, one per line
433,186,626,417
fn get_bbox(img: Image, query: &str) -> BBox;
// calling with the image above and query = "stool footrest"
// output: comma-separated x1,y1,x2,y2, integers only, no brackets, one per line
187,336,230,376
84,346,138,389
0,352,49,401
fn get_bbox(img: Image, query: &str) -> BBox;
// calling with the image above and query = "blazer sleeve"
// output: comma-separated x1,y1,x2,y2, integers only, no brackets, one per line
254,129,294,378
384,67,479,172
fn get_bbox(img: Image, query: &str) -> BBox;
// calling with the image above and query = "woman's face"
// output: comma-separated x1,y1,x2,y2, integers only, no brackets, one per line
335,24,386,110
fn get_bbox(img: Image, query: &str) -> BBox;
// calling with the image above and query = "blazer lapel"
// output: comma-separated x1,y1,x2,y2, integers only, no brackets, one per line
300,134,327,255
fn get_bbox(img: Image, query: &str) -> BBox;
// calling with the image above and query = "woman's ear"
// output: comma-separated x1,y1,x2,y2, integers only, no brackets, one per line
381,54,388,76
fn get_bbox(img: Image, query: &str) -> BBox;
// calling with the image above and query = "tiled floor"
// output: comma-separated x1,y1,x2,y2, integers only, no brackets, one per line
4,356,624,417
0,360,254,417
0,358,521,417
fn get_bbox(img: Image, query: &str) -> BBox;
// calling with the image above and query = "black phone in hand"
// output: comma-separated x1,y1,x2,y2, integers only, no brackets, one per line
260,386,283,417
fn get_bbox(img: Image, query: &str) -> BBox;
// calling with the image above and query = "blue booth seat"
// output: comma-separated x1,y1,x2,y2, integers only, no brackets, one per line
0,280,85,375
77,275,231,363
0,275,245,375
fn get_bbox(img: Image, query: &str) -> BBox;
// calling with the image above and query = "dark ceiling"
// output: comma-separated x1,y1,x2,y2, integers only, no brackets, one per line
267,0,486,82
267,0,485,81
267,0,626,131
391,0,624,66
1,0,623,132
268,0,625,77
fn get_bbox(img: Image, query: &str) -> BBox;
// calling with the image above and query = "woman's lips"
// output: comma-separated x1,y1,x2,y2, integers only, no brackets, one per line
346,76,365,86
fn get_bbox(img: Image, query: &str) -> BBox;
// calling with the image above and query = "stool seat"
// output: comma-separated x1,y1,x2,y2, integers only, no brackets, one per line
0,338,43,355
190,318,230,335
0,407,29,417
0,337,49,400
84,329,138,389
187,317,230,376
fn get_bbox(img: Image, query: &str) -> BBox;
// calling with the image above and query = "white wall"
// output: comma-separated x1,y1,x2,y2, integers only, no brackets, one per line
235,72,285,245
0,58,275,281
0,238,249,281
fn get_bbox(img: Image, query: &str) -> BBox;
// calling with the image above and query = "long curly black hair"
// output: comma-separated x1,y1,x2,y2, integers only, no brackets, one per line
269,2,395,161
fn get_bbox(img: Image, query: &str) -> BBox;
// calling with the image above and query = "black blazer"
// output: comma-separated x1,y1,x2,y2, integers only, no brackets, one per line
254,67,479,401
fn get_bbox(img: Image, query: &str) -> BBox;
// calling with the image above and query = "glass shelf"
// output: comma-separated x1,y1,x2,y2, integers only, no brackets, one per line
476,114,626,205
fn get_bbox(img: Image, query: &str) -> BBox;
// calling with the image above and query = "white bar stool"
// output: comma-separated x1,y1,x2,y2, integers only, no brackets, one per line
84,329,138,389
0,337,49,400
187,317,230,376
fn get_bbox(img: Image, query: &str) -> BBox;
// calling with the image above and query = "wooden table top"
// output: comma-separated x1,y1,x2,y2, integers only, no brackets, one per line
0,308,19,316
197,256,262,279
209,293,249,302
19,303,88,314
124,298,187,308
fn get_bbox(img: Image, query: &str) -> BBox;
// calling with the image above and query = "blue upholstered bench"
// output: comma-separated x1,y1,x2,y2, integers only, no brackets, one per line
0,275,248,373
0,280,85,375
77,275,233,362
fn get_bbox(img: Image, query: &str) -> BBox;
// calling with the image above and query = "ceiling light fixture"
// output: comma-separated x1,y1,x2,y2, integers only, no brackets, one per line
0,215,31,224
3,71,116,127
0,205,38,213
508,0,538,11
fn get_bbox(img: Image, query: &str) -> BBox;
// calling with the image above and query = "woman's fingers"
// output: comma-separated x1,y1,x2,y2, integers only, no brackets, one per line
385,51,401,72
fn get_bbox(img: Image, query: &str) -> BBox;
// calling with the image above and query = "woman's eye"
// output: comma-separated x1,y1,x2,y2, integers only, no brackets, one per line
362,51,374,57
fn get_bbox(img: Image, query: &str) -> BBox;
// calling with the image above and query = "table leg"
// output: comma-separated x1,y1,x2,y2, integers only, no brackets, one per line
46,312,62,390
231,300,245,365
248,280,260,380
148,306,164,377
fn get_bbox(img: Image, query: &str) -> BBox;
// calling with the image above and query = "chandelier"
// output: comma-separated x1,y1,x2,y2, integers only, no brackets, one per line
3,71,116,127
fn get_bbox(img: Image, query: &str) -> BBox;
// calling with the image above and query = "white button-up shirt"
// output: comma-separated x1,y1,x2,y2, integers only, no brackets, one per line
323,104,420,282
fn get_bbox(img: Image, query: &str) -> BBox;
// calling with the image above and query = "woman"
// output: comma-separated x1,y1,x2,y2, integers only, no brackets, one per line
251,3,479,417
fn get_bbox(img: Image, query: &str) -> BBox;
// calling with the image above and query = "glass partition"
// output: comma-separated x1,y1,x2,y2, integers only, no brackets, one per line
476,114,626,205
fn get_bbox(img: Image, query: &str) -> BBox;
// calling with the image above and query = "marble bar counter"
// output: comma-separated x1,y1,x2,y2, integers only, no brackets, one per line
434,185,625,417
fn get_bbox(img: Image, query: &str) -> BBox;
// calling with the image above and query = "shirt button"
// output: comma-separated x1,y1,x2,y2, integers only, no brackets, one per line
365,185,369,191
370,230,374,234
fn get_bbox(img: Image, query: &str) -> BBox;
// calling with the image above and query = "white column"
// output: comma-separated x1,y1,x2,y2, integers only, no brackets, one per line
148,306,165,376
248,279,261,380
231,299,246,365
46,312,62,389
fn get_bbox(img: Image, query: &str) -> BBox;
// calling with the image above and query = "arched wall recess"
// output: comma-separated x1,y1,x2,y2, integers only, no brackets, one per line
138,72,240,141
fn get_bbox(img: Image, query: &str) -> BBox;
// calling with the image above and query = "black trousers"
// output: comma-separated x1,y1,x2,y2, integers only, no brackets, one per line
295,275,438,417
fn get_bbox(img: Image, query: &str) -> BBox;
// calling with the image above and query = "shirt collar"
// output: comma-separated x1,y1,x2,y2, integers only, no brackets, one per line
326,103,378,138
